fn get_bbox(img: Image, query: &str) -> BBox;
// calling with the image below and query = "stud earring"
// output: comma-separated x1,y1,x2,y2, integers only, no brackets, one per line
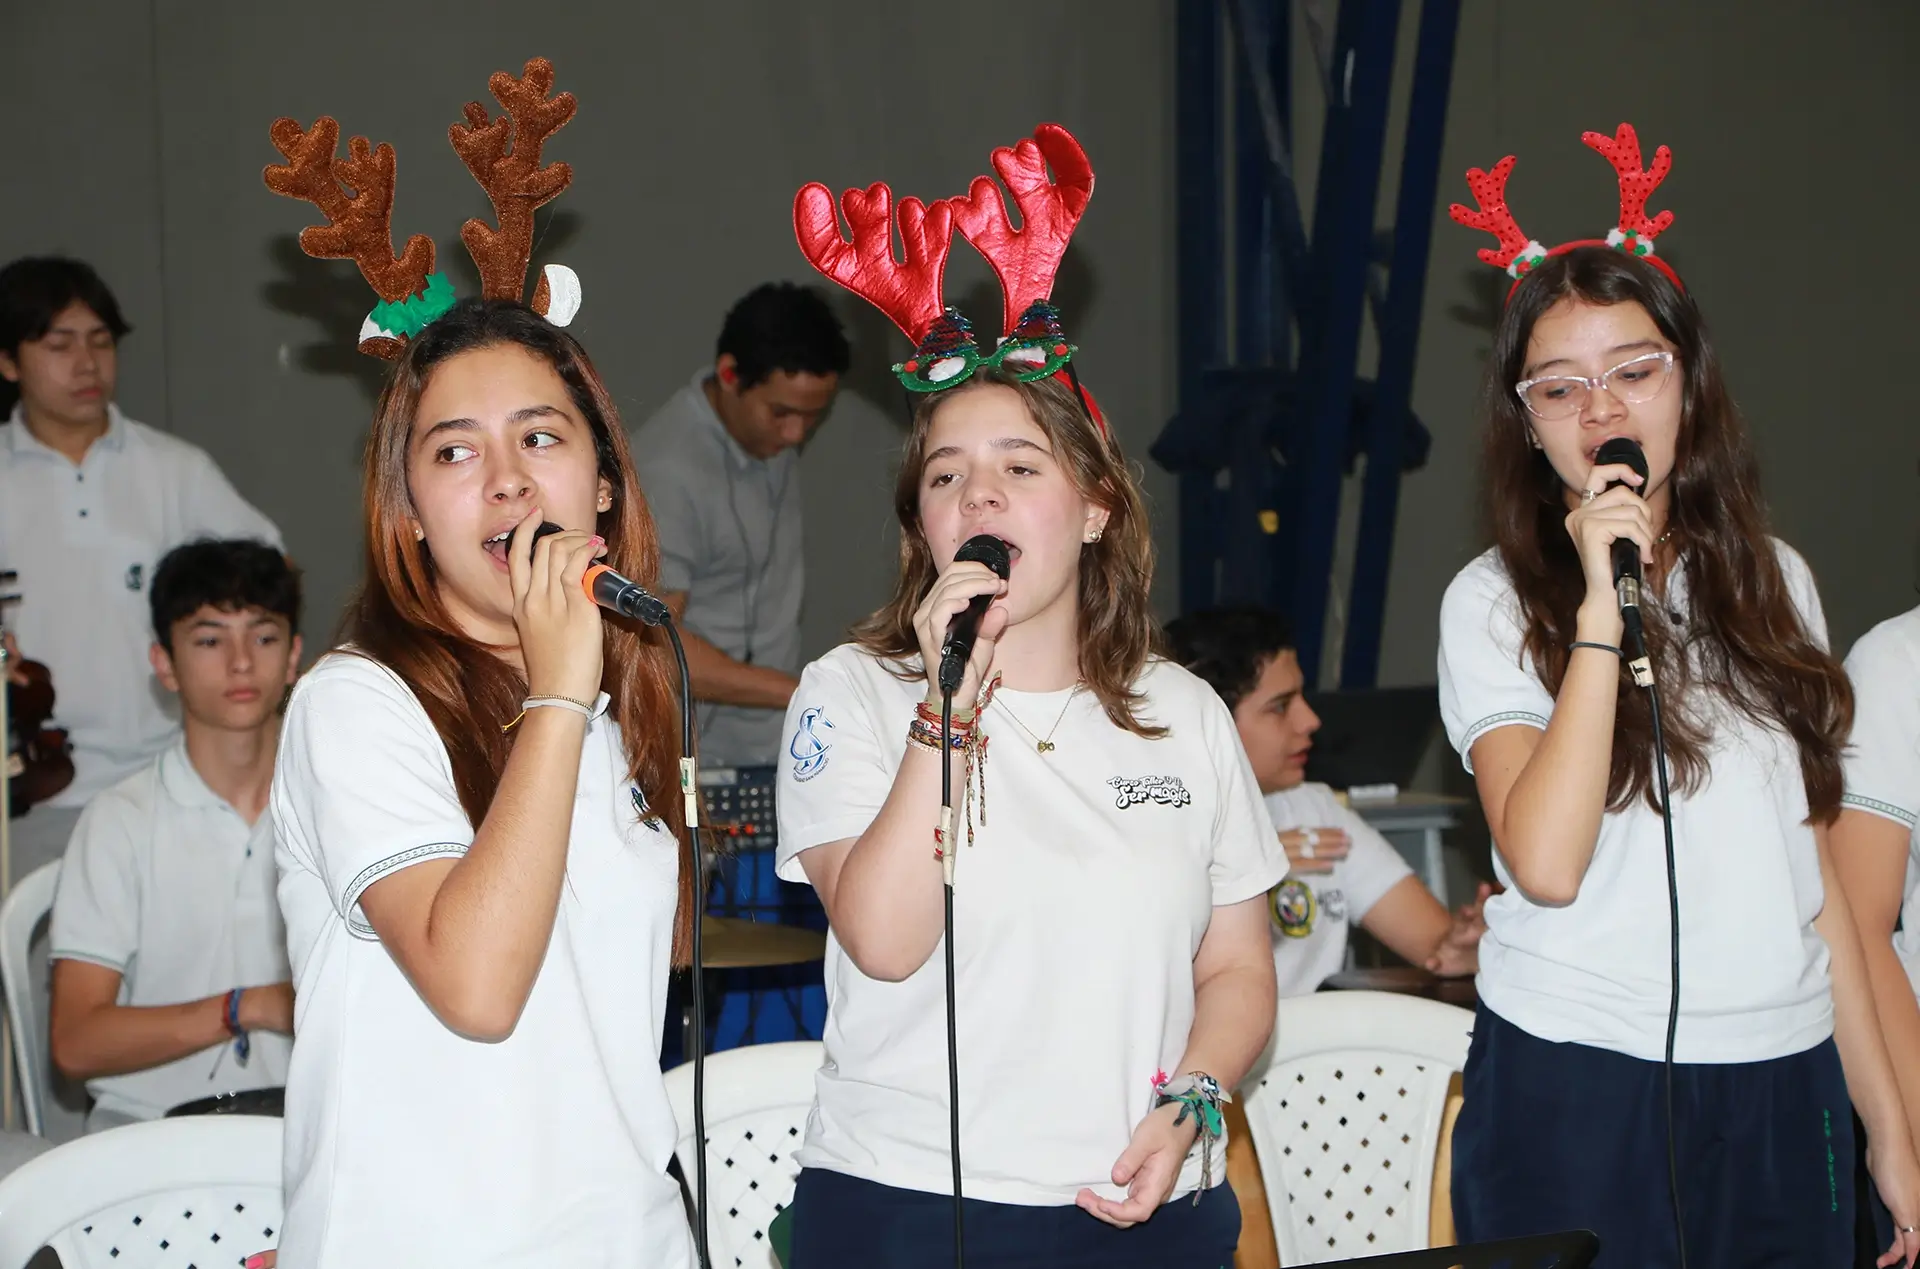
414,526,425,541
1086,528,1104,543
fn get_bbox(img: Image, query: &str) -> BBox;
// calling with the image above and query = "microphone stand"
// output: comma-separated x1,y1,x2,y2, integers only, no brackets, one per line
939,685,966,1269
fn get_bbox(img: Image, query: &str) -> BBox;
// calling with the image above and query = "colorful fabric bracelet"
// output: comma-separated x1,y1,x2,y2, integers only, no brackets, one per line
1152,1070,1229,1204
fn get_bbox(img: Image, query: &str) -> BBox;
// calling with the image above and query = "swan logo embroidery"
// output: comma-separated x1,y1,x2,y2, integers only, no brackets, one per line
790,707,835,782
1106,775,1193,809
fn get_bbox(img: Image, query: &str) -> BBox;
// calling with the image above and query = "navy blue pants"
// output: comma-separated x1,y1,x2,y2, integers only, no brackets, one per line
1454,1005,1854,1268
785,1167,1241,1269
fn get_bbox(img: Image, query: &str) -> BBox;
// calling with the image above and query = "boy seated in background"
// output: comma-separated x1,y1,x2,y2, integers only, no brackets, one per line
49,538,301,1130
1168,606,1487,996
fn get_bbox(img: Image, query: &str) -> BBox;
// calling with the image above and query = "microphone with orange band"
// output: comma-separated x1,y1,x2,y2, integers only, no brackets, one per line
529,522,673,627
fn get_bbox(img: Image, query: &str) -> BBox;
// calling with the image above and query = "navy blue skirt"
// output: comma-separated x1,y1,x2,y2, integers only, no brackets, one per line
785,1166,1241,1269
1453,1005,1854,1268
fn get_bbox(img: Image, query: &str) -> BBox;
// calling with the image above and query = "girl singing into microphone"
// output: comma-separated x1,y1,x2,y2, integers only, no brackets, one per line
776,127,1285,1268
1439,125,1920,1267
262,67,693,1265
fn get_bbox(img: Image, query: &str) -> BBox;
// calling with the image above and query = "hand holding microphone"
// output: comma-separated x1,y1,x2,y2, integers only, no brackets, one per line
913,534,1011,705
512,512,608,704
1566,437,1656,625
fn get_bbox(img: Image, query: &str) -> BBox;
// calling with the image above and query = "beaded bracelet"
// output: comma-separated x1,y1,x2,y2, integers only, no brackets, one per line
1152,1070,1229,1204
224,988,251,1066
907,718,972,752
501,694,596,732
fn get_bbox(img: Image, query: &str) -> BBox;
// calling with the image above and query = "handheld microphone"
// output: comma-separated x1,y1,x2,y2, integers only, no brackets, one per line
1594,436,1649,611
937,534,1011,694
529,522,673,627
1592,438,1655,685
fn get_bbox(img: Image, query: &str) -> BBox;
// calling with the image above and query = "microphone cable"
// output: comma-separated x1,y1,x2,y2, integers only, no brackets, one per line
543,521,714,1268
1620,592,1688,1269
664,617,715,1269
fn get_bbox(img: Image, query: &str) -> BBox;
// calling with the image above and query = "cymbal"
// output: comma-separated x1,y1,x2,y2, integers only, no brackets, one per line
699,916,827,969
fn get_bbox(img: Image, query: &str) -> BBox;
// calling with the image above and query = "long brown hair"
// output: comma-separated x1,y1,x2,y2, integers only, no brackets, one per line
852,367,1165,736
341,298,694,961
1483,248,1850,819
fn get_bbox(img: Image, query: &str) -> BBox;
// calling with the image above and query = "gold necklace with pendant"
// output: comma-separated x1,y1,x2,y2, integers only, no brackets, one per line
993,685,1082,755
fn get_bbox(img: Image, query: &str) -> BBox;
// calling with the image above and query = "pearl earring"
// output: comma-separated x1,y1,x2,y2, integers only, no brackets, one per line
1086,528,1104,543
414,526,425,541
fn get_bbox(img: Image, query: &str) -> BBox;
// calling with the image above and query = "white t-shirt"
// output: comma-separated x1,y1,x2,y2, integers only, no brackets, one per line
271,653,693,1268
0,405,282,804
1437,542,1834,1064
775,646,1285,1206
49,739,291,1125
1263,783,1413,997
1839,604,1920,996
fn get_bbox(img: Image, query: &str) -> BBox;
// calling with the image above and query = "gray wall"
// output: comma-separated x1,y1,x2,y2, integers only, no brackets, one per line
5,1,1917,687
4,1,1176,661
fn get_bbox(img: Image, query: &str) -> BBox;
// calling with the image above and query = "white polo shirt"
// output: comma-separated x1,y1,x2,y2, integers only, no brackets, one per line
1263,783,1413,997
1839,605,1920,996
775,646,1285,1206
0,405,281,804
49,739,291,1124
271,652,693,1269
1437,541,1834,1064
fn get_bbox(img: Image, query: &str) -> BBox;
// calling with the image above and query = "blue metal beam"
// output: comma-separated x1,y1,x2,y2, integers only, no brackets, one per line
1279,0,1401,684
1341,0,1462,686
1176,0,1226,614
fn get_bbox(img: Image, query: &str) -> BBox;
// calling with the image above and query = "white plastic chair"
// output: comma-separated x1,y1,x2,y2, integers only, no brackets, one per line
665,1040,821,1269
0,1113,282,1269
1238,991,1474,1265
0,862,58,1136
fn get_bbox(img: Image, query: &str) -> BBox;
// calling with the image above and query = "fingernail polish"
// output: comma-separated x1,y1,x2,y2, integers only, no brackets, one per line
245,1255,269,1269
590,535,604,546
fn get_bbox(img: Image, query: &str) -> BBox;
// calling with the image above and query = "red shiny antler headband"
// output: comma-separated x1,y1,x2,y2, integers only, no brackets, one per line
1450,122,1679,296
792,124,1105,434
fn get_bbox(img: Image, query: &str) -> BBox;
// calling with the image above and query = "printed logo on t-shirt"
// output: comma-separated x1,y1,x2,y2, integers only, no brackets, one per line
1105,774,1192,809
1272,878,1317,937
789,707,834,782
1322,887,1348,922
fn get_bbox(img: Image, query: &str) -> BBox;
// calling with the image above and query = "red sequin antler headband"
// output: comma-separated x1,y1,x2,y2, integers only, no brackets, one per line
1450,122,1679,297
794,124,1105,431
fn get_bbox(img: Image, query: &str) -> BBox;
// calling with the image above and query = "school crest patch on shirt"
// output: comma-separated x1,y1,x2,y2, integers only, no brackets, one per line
789,707,834,782
1106,774,1192,809
1272,878,1317,938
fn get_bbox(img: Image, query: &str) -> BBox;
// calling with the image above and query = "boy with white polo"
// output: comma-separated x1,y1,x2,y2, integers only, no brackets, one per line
1168,607,1487,995
0,256,281,887
48,538,300,1131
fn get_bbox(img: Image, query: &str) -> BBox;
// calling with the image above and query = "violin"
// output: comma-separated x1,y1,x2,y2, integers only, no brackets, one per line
1,572,74,818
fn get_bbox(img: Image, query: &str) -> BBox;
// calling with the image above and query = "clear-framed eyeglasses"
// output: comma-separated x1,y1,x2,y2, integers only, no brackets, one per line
1515,350,1676,420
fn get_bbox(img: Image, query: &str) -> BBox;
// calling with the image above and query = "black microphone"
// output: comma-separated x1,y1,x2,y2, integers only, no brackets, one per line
937,534,1012,694
530,522,673,627
1593,436,1649,612
1592,438,1655,684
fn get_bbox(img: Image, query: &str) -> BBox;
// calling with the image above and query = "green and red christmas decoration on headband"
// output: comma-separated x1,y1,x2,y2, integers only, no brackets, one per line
1450,122,1680,297
794,123,1107,433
